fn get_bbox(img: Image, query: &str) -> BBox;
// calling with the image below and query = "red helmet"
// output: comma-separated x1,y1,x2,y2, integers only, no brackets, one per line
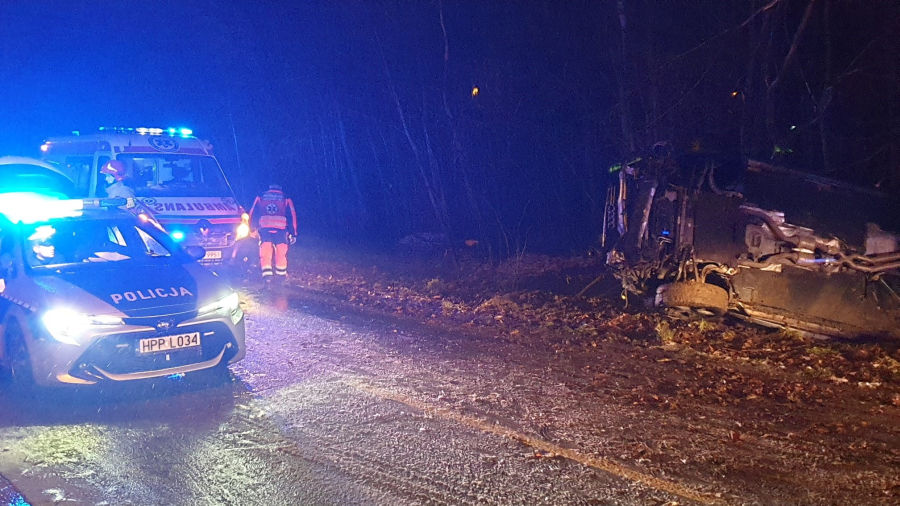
101,160,126,182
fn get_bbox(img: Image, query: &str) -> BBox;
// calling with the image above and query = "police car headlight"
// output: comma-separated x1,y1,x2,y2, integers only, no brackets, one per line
41,308,124,346
236,222,250,240
198,292,242,324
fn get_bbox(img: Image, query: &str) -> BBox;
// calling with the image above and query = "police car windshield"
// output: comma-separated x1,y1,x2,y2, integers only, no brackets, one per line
117,155,231,197
25,217,174,270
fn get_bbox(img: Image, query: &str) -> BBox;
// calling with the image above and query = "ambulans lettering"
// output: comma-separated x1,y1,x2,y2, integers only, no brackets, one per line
146,200,238,213
163,203,229,211
110,286,193,304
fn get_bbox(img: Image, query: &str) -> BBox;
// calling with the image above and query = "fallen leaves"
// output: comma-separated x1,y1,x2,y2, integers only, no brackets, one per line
287,248,899,411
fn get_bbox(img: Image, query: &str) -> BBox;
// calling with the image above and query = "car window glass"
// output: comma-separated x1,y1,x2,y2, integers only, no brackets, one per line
136,228,170,257
0,230,10,255
58,156,94,194
118,154,230,197
108,226,127,246
94,156,110,197
26,219,174,268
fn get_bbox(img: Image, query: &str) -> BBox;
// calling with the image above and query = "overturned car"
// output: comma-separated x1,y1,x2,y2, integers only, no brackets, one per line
604,156,900,339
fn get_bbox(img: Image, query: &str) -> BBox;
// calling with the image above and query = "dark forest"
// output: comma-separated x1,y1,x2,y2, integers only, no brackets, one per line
1,1,896,254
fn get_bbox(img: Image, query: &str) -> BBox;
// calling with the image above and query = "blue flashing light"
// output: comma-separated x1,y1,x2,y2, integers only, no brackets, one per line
171,230,186,242
661,229,671,236
98,126,193,137
0,192,83,224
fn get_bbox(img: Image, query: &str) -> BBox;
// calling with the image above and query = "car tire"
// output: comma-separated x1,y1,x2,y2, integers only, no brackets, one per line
655,281,729,317
4,318,35,389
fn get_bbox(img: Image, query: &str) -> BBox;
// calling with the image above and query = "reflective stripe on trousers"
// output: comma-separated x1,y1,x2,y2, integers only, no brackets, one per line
260,242,289,276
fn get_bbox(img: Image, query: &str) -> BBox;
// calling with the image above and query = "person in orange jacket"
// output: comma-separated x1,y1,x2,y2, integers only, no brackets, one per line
249,184,298,280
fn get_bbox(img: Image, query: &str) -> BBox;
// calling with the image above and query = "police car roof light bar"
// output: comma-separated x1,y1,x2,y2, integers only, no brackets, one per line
0,192,144,224
0,192,84,224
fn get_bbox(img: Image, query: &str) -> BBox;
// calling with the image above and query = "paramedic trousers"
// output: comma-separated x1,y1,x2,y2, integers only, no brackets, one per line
259,229,289,277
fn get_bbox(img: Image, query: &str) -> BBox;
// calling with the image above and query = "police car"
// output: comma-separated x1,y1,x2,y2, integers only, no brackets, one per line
0,188,246,387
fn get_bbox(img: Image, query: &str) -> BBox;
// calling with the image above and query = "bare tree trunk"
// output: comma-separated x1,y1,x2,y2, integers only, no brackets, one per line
613,0,636,158
765,0,819,151
740,3,768,161
818,0,833,174
335,104,369,225
376,32,449,234
439,0,487,245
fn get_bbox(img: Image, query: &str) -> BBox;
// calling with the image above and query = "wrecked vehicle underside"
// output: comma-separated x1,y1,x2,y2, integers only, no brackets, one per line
604,156,900,340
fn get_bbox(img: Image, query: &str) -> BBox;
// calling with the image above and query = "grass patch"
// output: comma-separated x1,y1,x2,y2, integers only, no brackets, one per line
809,346,840,357
656,321,676,345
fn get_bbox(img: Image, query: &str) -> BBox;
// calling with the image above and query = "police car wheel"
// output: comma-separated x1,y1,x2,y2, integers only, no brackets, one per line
4,319,34,386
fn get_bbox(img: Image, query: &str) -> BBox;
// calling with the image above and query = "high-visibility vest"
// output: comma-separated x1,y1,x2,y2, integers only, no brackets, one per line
251,189,297,232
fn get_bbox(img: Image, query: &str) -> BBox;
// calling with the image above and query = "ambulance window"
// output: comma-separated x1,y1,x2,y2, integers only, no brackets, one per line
199,159,227,188
65,156,93,194
94,156,110,197
119,154,230,196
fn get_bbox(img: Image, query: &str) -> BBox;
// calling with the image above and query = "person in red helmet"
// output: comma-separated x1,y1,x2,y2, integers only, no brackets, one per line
100,160,135,198
249,184,298,280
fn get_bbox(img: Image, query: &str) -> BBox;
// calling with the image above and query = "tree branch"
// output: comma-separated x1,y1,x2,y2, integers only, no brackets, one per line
667,0,783,64
768,0,819,91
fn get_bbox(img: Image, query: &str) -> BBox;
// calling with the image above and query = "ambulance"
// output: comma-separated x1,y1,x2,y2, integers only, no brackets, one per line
40,127,251,264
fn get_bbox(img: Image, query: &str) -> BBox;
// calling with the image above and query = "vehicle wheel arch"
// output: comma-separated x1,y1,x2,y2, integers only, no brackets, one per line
2,312,35,385
698,264,733,294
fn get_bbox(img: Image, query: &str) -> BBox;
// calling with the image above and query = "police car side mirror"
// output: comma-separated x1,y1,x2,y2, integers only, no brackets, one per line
184,246,206,261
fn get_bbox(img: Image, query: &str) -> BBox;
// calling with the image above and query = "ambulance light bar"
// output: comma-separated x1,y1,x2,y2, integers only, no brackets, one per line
97,126,194,137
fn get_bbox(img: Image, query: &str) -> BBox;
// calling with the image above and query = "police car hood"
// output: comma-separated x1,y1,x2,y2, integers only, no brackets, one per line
33,262,228,317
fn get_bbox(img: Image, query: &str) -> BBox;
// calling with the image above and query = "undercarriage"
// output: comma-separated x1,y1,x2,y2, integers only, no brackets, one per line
604,157,900,339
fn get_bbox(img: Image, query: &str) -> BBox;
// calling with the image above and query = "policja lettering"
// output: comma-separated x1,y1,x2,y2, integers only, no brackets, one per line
110,286,193,304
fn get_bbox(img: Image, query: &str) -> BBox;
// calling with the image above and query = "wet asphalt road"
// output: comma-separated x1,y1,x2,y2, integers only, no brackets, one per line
0,285,705,505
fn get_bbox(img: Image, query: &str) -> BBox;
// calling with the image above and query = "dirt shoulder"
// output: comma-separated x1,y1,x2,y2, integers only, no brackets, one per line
273,241,899,504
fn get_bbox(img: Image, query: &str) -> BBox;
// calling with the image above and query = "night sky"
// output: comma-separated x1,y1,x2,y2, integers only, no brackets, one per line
1,1,896,252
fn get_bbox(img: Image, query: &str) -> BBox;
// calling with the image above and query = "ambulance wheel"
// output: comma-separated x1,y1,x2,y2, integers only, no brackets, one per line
4,318,35,387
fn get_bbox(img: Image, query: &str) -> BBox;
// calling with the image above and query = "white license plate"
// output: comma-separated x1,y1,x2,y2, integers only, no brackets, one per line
139,332,201,354
203,250,223,260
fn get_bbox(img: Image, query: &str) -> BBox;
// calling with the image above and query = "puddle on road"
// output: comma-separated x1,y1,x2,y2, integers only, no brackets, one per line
0,371,247,428
0,372,255,505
